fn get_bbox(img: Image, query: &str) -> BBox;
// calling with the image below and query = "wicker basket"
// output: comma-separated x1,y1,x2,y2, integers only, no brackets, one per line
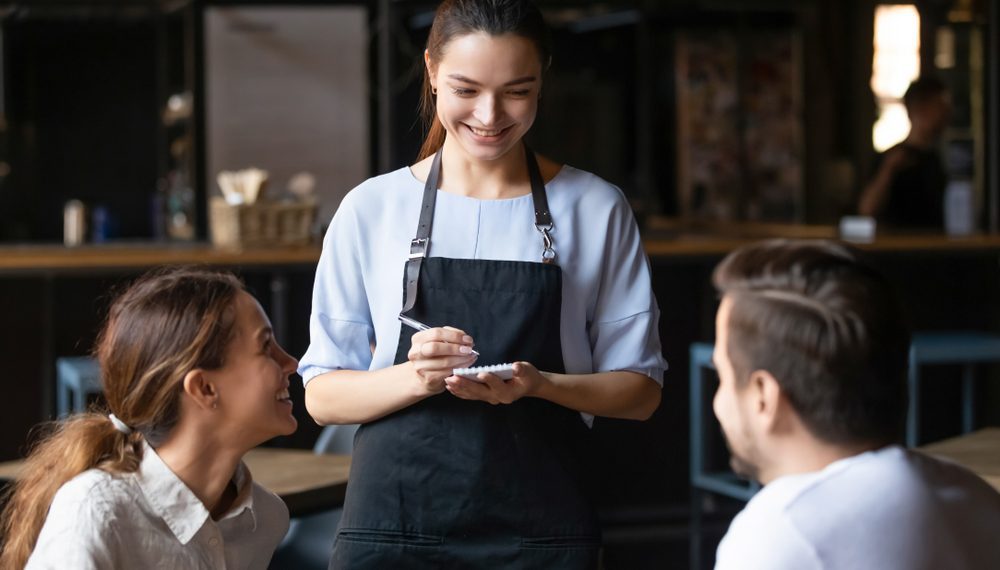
209,197,317,248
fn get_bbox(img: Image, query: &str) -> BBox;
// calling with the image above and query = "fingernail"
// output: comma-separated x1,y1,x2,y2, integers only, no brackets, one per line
462,335,473,344
459,345,472,354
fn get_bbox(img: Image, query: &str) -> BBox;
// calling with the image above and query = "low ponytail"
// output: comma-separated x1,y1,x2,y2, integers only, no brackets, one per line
0,414,143,569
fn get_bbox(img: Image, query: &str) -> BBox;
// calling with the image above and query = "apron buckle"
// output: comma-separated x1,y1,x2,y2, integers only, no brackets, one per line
536,224,556,263
409,238,429,260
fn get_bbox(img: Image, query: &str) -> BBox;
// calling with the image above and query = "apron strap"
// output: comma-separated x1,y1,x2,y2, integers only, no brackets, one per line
402,149,442,313
401,144,556,312
525,144,556,263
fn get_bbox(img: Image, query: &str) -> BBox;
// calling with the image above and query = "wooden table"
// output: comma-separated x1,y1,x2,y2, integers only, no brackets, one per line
918,427,1000,492
0,447,350,518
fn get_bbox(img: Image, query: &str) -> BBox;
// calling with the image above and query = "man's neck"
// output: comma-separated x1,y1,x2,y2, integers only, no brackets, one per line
758,436,884,485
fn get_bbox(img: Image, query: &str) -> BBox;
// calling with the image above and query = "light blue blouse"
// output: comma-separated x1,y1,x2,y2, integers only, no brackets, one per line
299,164,667,420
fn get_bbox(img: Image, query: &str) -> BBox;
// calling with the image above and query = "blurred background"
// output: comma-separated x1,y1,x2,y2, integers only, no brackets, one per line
0,1,998,568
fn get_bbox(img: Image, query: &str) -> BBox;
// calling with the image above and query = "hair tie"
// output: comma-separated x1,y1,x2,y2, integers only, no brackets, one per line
108,413,133,435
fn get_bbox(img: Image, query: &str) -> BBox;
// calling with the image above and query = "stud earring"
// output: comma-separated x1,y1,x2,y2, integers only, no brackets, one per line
432,87,438,95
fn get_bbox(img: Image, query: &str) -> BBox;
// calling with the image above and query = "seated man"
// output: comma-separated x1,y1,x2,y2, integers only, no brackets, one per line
710,239,1000,569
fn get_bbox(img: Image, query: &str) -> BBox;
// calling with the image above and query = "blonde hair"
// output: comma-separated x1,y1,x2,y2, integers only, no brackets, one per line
0,267,244,569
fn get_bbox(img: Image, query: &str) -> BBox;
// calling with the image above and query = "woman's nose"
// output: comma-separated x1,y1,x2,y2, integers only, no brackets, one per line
474,95,500,126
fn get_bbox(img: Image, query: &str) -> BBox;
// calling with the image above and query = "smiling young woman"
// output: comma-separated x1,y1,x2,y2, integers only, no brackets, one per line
299,1,668,568
0,268,299,569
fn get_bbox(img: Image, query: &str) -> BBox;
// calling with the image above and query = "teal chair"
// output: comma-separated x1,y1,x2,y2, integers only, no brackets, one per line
56,356,102,417
906,332,1000,446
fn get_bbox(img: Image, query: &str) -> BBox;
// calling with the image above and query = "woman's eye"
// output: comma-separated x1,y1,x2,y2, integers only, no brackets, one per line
450,87,475,96
508,89,531,97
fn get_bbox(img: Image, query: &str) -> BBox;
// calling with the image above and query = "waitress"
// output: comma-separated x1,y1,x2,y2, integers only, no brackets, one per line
300,0,667,567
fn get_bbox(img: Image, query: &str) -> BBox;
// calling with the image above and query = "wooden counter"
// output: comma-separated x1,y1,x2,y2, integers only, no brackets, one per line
2,227,999,273
0,243,322,273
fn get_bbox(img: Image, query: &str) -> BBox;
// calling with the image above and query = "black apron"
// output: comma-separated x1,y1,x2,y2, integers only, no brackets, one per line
330,147,600,569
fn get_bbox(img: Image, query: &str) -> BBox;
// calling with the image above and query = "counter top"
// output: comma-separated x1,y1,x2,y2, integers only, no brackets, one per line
2,226,1000,272
0,243,322,272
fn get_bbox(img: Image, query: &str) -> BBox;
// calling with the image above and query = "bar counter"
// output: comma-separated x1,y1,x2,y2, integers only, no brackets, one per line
2,224,1000,273
0,243,322,273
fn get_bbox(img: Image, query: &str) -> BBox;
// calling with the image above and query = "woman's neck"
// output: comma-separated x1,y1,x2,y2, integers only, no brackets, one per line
154,430,245,521
438,139,530,200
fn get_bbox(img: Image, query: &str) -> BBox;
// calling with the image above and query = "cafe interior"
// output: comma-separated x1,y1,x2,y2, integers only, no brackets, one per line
0,0,998,568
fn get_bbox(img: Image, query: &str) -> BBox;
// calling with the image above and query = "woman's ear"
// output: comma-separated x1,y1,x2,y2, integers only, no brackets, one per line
182,369,219,411
425,49,437,91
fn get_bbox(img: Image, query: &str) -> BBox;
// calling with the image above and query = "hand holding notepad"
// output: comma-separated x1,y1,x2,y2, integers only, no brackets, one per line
452,363,515,381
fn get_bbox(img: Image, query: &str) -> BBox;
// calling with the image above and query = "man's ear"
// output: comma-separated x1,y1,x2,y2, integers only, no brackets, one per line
748,369,783,431
182,369,218,411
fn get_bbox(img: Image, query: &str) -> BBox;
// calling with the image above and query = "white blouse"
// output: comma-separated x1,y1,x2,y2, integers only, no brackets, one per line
26,442,288,570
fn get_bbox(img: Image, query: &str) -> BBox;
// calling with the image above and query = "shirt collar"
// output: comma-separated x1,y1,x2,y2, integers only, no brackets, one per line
135,441,258,544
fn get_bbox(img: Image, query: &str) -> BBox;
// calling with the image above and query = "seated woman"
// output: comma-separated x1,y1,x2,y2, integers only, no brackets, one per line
0,267,299,569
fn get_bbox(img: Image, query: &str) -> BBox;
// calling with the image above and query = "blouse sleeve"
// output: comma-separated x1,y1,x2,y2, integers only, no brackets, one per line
298,191,377,386
588,190,668,385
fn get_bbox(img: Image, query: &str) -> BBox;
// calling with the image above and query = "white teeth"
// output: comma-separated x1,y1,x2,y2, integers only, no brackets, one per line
276,390,290,401
470,126,503,137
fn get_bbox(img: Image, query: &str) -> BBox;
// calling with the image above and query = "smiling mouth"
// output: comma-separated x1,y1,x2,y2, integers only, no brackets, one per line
276,389,291,404
467,125,509,138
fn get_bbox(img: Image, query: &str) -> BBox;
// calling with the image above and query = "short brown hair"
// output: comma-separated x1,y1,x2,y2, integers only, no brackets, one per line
713,239,909,446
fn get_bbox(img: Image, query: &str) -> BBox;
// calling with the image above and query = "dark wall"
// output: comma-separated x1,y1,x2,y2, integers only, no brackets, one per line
2,17,160,241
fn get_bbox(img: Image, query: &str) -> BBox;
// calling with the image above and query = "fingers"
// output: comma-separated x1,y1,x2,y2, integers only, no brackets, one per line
412,327,475,350
445,373,519,405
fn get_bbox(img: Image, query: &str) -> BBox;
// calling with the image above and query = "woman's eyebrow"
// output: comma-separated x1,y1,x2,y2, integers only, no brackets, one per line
446,73,537,86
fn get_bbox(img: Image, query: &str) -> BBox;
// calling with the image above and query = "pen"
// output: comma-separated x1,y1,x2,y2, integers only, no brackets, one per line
398,314,480,356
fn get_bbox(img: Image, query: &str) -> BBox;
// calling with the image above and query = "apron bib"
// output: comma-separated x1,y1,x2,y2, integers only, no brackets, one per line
331,147,599,569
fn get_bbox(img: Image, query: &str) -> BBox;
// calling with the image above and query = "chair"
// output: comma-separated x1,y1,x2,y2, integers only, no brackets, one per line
906,332,1000,446
270,423,359,570
56,356,102,417
688,342,758,570
689,342,759,503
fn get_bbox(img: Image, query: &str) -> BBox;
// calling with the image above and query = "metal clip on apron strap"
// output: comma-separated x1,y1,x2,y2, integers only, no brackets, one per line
525,145,556,263
402,149,442,313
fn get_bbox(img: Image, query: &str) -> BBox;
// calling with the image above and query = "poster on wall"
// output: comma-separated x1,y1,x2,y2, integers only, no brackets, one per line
675,29,804,223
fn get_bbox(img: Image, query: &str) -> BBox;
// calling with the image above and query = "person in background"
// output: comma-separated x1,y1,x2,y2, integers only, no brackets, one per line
858,76,952,229
0,268,299,569
710,239,1000,570
299,0,666,567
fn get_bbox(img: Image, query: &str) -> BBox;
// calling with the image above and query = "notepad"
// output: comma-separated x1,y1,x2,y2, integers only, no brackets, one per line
452,363,515,381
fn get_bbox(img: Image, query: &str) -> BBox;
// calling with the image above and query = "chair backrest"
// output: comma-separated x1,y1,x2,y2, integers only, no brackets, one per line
313,423,359,455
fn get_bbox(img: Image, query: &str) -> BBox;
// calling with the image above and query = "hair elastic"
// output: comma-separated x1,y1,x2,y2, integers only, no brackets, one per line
108,413,133,435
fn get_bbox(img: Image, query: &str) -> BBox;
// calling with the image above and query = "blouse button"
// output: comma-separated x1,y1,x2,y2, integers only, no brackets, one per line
209,537,220,547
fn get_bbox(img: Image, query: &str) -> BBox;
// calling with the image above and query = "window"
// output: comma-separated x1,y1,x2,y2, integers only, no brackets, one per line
871,4,921,152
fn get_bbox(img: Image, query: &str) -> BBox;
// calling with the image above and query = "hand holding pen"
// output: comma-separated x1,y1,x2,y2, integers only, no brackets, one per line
398,314,480,355
400,314,479,395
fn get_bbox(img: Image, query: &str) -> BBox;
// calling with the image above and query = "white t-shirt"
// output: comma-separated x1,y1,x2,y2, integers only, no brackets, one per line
715,445,1000,570
26,442,288,570
299,165,668,422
